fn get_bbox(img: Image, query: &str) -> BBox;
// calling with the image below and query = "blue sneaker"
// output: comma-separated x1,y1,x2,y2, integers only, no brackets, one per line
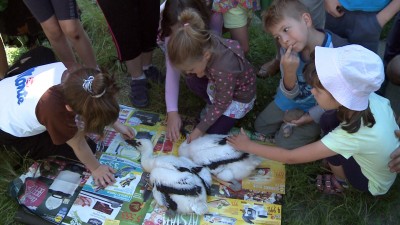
144,66,164,84
129,79,149,108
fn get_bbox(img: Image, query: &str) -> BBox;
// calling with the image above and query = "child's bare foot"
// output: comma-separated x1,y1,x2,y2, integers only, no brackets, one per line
258,58,280,78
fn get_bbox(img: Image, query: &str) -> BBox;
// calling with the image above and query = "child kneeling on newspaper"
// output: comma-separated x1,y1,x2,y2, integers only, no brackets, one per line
228,45,400,195
0,62,136,188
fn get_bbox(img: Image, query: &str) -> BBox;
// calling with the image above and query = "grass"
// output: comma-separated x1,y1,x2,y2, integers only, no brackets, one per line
1,1,399,224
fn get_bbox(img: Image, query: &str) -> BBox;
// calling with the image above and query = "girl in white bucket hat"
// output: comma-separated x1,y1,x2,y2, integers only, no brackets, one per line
228,45,400,196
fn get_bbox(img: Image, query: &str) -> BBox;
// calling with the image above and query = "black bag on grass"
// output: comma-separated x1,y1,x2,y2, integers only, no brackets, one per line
5,46,57,78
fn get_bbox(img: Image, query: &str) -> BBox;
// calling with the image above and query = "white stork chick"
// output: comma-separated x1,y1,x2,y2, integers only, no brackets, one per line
128,139,211,216
178,134,262,191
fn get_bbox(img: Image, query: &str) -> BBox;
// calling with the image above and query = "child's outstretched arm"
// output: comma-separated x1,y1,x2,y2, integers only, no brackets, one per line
112,120,136,140
376,0,400,27
167,111,182,142
165,36,183,142
67,132,116,187
227,128,337,164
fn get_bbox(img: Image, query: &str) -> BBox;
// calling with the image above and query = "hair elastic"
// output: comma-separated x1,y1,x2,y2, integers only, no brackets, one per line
91,89,106,98
82,75,106,98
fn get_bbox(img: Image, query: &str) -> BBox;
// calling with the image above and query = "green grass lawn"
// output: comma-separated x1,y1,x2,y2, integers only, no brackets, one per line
1,1,399,224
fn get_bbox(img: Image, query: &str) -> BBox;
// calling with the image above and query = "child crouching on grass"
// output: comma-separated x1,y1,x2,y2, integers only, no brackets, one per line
228,45,399,195
0,62,136,188
167,8,256,143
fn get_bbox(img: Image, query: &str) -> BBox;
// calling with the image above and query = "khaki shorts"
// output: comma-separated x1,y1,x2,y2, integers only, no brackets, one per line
223,5,253,29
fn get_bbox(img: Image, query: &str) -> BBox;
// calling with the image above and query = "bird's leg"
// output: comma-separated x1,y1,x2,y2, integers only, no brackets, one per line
229,180,242,192
212,175,231,187
211,175,242,191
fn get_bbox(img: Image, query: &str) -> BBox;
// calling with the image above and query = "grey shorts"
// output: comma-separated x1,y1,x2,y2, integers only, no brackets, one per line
254,101,321,149
23,0,78,23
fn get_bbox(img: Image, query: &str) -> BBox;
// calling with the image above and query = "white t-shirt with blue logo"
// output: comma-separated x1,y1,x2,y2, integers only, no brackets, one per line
0,62,66,137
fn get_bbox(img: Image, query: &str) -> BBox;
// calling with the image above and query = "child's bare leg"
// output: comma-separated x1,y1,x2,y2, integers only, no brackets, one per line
126,54,143,78
229,25,249,54
40,15,77,69
210,12,223,36
328,163,347,181
60,19,97,68
141,51,153,68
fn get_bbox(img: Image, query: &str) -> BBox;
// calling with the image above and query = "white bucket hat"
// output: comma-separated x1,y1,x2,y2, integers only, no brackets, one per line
315,44,384,111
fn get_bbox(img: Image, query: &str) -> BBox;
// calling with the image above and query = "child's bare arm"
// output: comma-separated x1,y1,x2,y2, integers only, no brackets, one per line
324,0,344,18
227,128,337,164
281,45,300,91
113,120,136,139
166,111,182,142
67,132,116,187
376,0,400,27
290,113,313,126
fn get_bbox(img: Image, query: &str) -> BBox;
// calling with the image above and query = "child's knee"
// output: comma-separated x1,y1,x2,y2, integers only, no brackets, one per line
387,55,400,85
45,25,65,41
254,117,279,136
62,23,84,41
254,116,265,132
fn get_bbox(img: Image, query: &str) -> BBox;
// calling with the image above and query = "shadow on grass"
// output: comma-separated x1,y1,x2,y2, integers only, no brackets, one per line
284,162,400,225
0,146,34,225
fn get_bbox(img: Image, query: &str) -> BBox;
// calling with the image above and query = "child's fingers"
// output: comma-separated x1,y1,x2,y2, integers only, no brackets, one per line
388,154,400,173
108,166,116,174
284,45,293,58
390,147,400,159
173,129,181,142
97,177,107,188
226,136,236,146
104,170,116,185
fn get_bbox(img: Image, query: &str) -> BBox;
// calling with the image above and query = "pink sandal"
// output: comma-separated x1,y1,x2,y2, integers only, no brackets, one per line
315,174,348,195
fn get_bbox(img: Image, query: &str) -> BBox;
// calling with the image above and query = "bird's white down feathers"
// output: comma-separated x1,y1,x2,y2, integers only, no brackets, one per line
178,134,262,182
135,138,211,215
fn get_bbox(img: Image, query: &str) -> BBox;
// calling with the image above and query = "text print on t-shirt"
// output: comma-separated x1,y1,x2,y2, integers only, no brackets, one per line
15,68,34,105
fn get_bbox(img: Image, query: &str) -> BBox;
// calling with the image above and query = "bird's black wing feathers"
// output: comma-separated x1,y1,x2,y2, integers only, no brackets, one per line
156,183,202,196
216,137,228,145
205,153,250,170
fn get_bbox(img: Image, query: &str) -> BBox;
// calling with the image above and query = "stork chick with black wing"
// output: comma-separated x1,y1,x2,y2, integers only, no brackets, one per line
128,138,211,217
178,134,262,191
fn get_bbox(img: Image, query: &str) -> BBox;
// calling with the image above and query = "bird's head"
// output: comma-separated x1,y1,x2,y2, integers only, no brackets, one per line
130,138,154,156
